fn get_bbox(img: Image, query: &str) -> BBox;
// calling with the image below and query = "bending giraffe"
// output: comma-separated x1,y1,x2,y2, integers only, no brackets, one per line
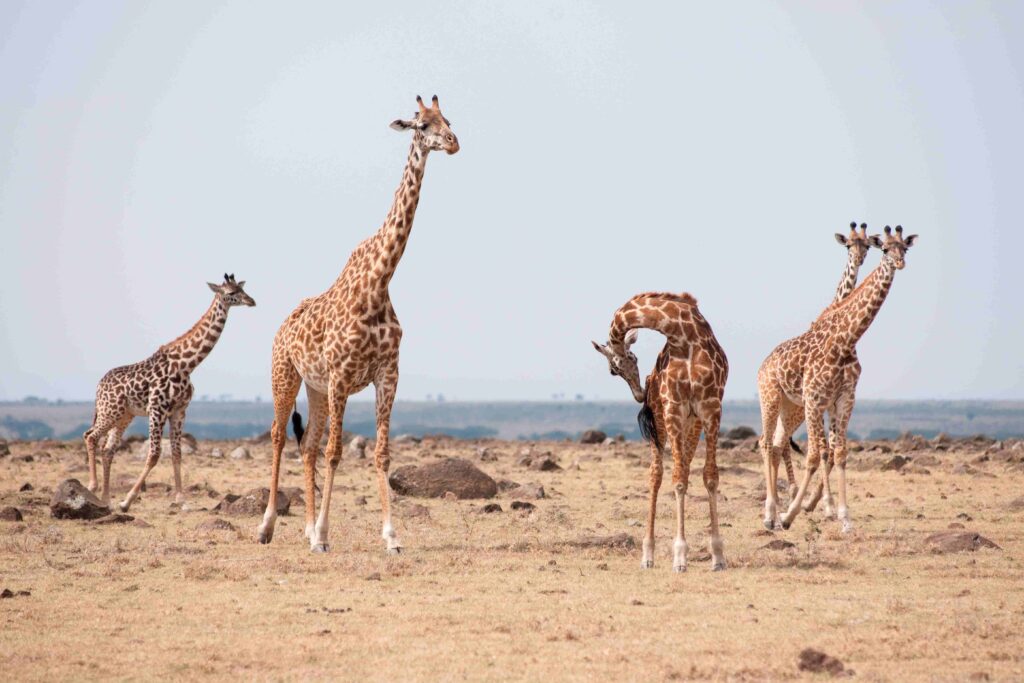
774,223,879,503
758,226,917,532
257,95,460,553
83,275,255,509
593,292,729,572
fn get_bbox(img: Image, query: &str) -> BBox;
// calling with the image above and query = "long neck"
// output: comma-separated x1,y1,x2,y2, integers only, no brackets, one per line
609,295,695,355
828,258,896,346
373,141,429,287
162,296,229,372
833,251,862,304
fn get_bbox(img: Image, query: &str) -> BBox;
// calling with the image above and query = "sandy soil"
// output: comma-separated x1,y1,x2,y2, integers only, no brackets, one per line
1,434,1022,682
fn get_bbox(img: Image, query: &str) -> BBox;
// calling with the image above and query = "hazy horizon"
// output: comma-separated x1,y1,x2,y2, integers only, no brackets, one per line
2,2,1023,403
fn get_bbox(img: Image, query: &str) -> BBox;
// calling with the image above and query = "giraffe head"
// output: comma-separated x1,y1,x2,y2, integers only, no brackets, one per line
870,225,918,270
592,330,645,402
834,222,879,268
389,95,460,155
207,273,256,307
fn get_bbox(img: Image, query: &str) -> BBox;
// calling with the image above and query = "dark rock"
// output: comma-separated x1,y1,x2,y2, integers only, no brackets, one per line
925,531,1000,553
880,455,909,472
580,429,607,444
389,458,497,499
49,479,110,520
0,506,24,522
798,648,846,676
896,432,929,451
196,518,237,532
529,456,562,472
496,478,521,492
0,589,12,598
214,488,290,516
1006,496,1024,511
562,533,636,549
480,503,503,513
914,454,941,467
505,482,546,500
0,439,9,457
92,513,135,525
725,425,757,440
19,483,33,492
510,501,536,512
761,539,797,551
717,438,737,450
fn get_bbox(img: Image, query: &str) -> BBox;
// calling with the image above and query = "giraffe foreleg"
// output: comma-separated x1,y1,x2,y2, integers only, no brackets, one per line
119,404,168,512
671,417,699,572
257,356,301,545
701,401,726,571
84,411,117,496
310,381,348,553
758,388,782,530
374,368,401,554
781,402,826,529
830,391,856,533
169,408,186,504
100,413,132,504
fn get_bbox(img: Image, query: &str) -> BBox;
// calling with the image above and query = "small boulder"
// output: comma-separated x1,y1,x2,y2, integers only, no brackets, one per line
504,482,546,500
1005,496,1024,511
49,479,110,520
389,458,498,499
19,483,33,492
196,518,237,532
579,429,607,445
214,488,290,516
496,478,521,492
349,436,368,459
210,448,224,459
529,456,562,472
880,455,908,472
761,539,797,551
92,513,135,525
229,446,251,460
510,501,536,512
798,648,846,676
925,531,1000,553
0,439,9,456
725,425,757,440
0,506,24,522
480,503,503,514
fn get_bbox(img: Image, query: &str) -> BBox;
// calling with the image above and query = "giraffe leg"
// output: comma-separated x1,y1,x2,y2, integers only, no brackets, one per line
84,413,117,495
758,386,782,530
373,368,402,554
300,387,328,542
168,408,186,504
257,354,301,545
771,398,804,507
310,381,348,553
100,413,132,504
804,418,836,516
701,401,726,571
671,417,699,572
119,405,168,512
830,391,856,533
641,429,664,569
781,402,826,529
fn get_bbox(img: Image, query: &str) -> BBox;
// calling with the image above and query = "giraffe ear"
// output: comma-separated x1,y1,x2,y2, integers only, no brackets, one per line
592,341,610,357
208,282,223,294
624,329,639,348
904,234,918,247
390,119,414,131
868,235,884,249
834,233,849,246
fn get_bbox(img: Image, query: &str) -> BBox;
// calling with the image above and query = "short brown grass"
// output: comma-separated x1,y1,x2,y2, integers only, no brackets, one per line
1,437,1022,681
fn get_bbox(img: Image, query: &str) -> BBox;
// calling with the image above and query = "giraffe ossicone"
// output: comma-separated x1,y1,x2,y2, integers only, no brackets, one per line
256,95,459,554
83,275,255,511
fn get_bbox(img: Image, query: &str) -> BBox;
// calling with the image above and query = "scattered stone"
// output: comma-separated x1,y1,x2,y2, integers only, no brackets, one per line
510,501,536,512
1006,496,1024,511
596,563,609,571
349,436,368,459
389,458,497,499
505,482,546,500
496,478,521,492
902,465,931,475
210,448,224,458
529,456,562,472
0,506,24,522
365,572,382,581
1,589,13,598
93,513,135,525
914,454,941,467
956,512,973,521
896,432,929,451
229,446,251,460
718,438,737,450
580,429,607,444
403,503,431,518
196,518,236,532
0,439,9,457
725,425,757,440
477,447,497,462
880,455,909,472
19,483,33,492
480,503,503,513
353,495,367,506
761,539,797,551
948,522,965,529
563,533,636,550
214,488,290,516
798,648,846,676
49,479,110,520
925,531,1000,553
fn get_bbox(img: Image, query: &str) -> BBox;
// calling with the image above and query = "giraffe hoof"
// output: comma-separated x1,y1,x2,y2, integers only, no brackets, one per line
763,520,775,531
841,521,853,534
386,546,402,556
640,559,654,569
117,501,130,513
711,561,726,572
310,543,330,553
781,519,792,530
672,564,687,573
257,531,273,545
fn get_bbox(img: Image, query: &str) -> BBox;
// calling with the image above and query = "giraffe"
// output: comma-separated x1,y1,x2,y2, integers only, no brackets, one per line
83,274,255,510
758,226,917,532
593,292,729,571
256,95,459,553
774,223,879,504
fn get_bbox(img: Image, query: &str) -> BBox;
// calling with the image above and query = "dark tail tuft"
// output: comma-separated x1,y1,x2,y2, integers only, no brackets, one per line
637,402,662,452
292,411,305,448
789,437,803,454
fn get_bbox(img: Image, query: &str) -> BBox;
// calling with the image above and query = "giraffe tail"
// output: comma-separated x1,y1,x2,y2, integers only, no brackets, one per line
291,410,305,448
790,437,803,454
637,402,663,452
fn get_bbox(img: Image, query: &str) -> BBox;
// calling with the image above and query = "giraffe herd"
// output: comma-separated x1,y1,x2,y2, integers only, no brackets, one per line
83,95,918,572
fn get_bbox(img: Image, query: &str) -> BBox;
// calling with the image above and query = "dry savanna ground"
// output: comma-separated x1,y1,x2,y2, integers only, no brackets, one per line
1,432,1023,682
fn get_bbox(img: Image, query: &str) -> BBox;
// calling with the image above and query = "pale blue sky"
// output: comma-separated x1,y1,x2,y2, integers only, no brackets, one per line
1,1,1022,402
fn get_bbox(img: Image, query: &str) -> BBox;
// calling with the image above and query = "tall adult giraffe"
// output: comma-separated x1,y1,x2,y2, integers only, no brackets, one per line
593,292,729,572
774,223,879,504
758,226,917,532
257,95,459,553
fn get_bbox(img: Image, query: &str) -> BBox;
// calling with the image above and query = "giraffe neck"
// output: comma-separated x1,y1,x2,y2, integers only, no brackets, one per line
833,252,862,304
161,296,229,372
827,258,896,346
609,294,696,355
371,141,429,288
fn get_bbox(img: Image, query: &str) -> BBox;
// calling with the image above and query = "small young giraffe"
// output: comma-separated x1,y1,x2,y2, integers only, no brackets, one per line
758,226,917,532
83,274,255,510
593,292,729,571
775,223,879,503
257,95,459,553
